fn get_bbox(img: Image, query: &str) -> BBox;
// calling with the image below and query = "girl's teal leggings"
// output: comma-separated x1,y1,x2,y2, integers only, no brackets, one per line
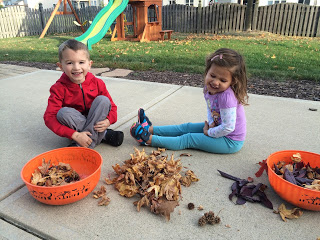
151,122,244,154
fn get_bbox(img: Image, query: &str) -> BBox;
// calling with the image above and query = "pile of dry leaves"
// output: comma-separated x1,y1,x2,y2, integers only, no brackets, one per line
273,153,320,191
31,159,80,186
105,148,199,220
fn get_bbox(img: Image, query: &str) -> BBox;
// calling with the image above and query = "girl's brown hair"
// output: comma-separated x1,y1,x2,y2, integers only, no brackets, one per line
205,48,248,105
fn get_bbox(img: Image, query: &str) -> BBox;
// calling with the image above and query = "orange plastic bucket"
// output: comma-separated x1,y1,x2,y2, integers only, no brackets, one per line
267,150,320,211
21,147,102,205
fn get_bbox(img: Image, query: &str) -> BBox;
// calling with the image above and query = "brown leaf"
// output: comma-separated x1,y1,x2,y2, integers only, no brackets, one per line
98,196,111,206
38,158,51,175
180,153,192,157
31,169,47,185
136,195,150,211
274,203,303,222
105,177,117,185
151,199,179,221
159,177,181,201
115,181,139,197
93,185,107,198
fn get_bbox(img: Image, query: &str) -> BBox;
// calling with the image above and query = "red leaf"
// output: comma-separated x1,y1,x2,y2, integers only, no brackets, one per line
255,159,268,177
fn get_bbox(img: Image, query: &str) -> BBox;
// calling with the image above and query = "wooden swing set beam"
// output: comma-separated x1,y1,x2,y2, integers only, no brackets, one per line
39,0,84,39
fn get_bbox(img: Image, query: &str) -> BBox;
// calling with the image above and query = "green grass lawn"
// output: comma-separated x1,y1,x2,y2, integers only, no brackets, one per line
0,32,319,81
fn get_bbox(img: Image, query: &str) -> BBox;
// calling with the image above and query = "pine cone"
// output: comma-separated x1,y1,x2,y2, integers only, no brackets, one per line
188,202,195,210
198,216,207,226
205,211,216,225
204,211,214,218
214,216,221,224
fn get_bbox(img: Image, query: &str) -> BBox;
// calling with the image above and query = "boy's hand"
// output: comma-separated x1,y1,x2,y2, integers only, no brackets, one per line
72,131,92,148
94,118,110,132
203,121,209,136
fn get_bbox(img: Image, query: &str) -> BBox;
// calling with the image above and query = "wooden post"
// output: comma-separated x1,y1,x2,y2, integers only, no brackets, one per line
39,3,45,30
39,0,62,38
197,0,202,34
39,0,84,39
244,0,253,31
252,0,259,31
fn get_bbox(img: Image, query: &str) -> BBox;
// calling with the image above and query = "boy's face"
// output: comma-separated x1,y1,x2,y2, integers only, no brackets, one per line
57,48,92,84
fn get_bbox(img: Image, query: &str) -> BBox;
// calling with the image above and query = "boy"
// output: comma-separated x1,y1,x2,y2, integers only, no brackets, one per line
44,39,123,148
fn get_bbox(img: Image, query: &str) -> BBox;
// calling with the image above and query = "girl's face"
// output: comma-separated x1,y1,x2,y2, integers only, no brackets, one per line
57,48,92,84
205,64,233,95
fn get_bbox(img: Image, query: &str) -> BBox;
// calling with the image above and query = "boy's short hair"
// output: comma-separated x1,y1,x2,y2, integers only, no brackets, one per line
58,39,90,62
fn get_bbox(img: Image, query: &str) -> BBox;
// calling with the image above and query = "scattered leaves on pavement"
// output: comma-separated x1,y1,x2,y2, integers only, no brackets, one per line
273,203,303,222
218,170,273,209
255,159,268,177
105,148,199,221
93,185,111,206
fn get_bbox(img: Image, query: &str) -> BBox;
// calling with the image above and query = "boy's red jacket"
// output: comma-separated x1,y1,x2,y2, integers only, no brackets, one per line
43,72,117,139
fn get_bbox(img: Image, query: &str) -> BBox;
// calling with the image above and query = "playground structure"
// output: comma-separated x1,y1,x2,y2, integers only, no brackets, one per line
39,0,173,49
75,0,173,49
111,0,173,42
40,0,84,39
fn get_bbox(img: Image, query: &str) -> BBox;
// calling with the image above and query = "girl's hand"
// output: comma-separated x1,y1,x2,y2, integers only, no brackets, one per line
72,131,92,148
203,121,209,136
94,118,110,132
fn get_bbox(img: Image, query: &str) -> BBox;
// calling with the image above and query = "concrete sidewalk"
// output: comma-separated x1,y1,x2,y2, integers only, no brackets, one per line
0,65,319,240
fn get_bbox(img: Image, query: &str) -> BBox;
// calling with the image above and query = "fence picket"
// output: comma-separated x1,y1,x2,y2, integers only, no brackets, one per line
302,6,310,36
306,6,315,37
316,6,320,37
310,6,319,36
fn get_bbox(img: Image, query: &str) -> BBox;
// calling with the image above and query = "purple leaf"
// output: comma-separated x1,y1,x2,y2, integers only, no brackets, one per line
229,189,237,201
231,181,238,192
236,197,246,205
241,195,261,203
297,168,307,178
240,185,254,197
258,192,273,209
283,168,297,185
252,183,263,196
217,170,241,181
238,179,250,188
295,177,313,184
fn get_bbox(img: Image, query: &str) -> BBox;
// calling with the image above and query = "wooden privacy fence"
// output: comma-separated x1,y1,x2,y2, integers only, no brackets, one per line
162,4,247,34
0,5,103,39
0,3,319,39
162,3,320,36
253,3,320,37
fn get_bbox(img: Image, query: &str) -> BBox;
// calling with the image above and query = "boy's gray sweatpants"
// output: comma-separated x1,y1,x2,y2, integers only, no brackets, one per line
57,95,111,148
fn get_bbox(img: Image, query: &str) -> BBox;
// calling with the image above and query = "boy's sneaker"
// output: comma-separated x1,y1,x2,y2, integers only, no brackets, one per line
138,108,152,131
67,141,78,147
102,129,124,147
130,122,151,145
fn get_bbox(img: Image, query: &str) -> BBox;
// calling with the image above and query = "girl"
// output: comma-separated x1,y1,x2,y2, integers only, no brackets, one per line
130,48,248,154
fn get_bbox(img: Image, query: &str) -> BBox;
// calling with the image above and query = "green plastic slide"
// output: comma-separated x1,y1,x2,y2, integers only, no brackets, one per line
75,0,129,50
